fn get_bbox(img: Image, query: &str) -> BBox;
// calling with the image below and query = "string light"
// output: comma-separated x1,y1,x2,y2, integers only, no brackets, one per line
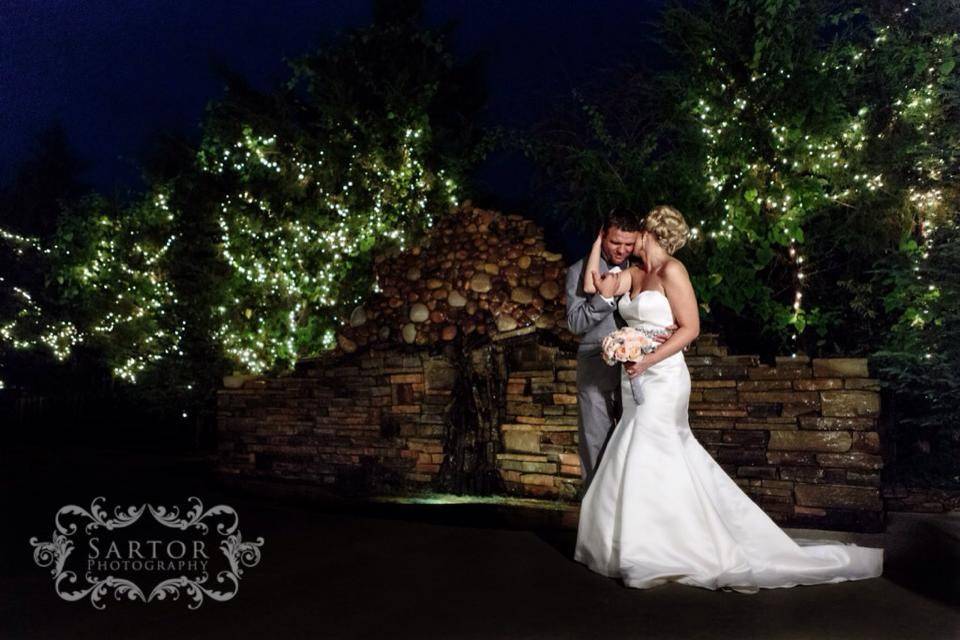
201,123,458,374
0,188,185,383
690,13,956,349
2,89,461,381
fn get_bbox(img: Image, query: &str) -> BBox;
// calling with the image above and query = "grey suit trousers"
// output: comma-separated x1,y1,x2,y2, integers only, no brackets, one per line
575,349,622,490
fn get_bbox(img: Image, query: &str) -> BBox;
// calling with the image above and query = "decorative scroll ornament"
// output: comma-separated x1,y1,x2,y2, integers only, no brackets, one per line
29,496,265,609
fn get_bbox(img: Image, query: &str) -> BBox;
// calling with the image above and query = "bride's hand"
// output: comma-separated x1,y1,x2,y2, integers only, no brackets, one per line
594,227,604,246
592,270,619,297
625,358,650,378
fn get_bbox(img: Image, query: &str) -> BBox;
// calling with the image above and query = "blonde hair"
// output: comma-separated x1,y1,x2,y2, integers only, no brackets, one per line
643,205,690,255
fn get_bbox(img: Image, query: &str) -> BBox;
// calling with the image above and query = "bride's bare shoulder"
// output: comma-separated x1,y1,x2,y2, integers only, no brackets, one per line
662,258,690,281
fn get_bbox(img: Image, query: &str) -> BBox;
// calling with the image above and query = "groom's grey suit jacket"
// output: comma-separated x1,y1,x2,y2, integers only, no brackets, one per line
565,252,629,490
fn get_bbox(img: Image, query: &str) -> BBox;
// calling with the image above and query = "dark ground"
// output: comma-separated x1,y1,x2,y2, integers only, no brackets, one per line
1,444,957,640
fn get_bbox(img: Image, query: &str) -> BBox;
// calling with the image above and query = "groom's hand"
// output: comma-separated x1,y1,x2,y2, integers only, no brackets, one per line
653,324,677,344
654,324,689,351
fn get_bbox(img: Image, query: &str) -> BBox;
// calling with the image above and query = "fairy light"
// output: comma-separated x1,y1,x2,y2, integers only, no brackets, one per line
0,186,185,383
199,122,458,374
689,10,956,349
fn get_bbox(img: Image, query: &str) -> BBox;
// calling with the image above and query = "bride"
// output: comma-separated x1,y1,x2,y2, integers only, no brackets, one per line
573,204,884,593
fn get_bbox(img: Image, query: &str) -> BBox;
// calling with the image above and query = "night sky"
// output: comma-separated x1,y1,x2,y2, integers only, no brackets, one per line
1,0,667,250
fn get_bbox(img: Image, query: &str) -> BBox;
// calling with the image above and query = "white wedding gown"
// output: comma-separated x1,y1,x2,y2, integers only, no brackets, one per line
574,289,884,593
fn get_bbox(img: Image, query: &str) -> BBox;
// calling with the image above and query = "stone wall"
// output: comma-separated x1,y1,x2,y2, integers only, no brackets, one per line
217,329,889,531
690,339,886,531
487,333,886,530
218,349,455,491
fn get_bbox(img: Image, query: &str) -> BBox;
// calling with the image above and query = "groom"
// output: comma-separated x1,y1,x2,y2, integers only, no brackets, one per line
565,209,675,493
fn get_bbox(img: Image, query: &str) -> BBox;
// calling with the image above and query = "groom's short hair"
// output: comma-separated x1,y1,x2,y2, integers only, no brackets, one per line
602,207,642,233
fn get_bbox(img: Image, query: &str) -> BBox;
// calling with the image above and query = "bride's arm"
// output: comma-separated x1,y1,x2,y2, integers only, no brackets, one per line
640,261,699,365
585,232,634,298
612,267,634,296
582,231,604,294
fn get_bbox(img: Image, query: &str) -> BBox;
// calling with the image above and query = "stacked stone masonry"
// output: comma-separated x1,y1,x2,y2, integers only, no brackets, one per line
218,331,890,531
333,203,571,354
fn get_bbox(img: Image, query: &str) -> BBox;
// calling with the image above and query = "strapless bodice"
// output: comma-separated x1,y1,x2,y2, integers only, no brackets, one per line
618,289,674,329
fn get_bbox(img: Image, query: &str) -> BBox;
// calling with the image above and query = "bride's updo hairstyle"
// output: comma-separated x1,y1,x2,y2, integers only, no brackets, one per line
643,205,690,255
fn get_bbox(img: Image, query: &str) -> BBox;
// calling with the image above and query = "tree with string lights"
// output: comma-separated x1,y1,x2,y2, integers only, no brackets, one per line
0,0,487,439
658,0,958,357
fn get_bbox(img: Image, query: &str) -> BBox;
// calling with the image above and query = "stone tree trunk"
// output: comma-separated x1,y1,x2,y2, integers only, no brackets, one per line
436,335,507,495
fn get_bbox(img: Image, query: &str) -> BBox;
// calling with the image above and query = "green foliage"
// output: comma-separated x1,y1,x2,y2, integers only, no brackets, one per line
872,214,960,485
2,190,182,382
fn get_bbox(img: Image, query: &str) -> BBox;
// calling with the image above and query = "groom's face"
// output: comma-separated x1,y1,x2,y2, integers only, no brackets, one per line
602,226,638,265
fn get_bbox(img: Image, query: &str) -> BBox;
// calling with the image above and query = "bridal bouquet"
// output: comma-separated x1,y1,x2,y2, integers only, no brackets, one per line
600,327,669,403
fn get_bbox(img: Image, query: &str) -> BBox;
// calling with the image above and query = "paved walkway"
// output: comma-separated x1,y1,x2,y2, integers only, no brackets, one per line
1,446,957,639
